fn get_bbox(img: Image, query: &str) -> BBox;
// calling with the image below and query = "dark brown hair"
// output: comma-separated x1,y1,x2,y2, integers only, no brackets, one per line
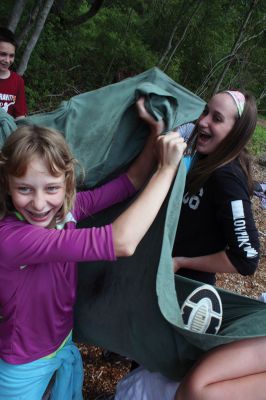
0,27,17,48
185,91,257,195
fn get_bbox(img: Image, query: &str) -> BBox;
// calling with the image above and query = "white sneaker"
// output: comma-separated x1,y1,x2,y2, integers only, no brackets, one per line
181,284,223,334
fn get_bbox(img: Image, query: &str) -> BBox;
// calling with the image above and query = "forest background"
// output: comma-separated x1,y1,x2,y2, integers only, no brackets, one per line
1,1,265,398
1,0,265,117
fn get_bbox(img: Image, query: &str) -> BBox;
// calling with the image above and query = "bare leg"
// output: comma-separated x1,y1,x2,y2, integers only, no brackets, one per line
175,337,266,400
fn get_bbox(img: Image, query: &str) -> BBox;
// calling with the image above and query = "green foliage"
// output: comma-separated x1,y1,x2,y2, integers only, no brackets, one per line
23,15,80,110
249,125,266,156
23,4,158,111
0,0,264,113
0,2,13,26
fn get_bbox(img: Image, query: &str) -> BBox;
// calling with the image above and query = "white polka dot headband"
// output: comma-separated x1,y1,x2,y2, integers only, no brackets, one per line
225,90,245,117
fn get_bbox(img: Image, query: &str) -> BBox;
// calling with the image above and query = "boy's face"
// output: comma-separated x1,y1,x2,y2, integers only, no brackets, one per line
0,41,15,73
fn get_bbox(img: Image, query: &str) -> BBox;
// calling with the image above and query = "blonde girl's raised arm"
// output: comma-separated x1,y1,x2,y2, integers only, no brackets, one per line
113,132,186,257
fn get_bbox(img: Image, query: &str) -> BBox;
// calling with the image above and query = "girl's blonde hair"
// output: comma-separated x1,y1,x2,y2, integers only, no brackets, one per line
0,125,77,221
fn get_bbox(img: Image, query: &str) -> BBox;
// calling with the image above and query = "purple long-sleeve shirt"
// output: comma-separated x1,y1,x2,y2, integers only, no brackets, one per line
0,174,135,364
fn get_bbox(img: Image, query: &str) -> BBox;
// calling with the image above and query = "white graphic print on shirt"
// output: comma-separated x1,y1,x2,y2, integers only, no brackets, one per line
183,188,204,210
231,200,258,258
0,94,16,112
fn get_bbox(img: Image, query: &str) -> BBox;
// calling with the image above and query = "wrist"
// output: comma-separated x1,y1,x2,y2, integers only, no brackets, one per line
173,256,188,272
157,164,178,177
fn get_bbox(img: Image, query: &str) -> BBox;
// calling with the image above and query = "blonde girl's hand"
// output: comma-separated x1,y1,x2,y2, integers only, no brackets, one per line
156,132,187,172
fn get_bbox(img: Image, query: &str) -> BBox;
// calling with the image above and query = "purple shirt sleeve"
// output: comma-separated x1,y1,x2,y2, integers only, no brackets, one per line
74,173,136,221
0,220,115,268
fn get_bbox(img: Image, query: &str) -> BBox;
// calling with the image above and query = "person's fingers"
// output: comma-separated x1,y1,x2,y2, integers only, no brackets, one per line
136,96,151,119
156,133,187,167
136,96,145,113
165,131,184,141
136,97,165,134
156,132,185,146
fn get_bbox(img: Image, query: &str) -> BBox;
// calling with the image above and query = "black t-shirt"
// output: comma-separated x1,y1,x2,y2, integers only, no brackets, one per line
173,159,260,284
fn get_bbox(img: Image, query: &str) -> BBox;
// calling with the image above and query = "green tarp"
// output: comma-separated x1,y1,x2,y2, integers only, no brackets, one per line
0,67,204,187
1,67,265,380
75,172,266,380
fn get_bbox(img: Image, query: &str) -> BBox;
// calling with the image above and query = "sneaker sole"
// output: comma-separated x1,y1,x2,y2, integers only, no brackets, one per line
181,284,223,334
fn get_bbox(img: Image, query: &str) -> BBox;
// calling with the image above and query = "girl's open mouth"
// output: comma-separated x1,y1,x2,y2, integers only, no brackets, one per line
198,131,212,143
26,209,51,220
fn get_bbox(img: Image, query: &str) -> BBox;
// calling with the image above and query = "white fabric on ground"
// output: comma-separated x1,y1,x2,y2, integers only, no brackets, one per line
115,366,180,400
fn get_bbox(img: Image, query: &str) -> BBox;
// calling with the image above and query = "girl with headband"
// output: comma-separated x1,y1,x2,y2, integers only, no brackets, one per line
129,90,259,333
172,90,260,285
113,90,264,400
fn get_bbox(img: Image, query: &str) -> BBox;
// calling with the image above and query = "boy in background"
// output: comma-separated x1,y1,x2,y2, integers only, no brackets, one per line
0,27,27,120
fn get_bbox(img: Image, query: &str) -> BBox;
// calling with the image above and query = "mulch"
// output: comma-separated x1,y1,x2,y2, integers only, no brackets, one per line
79,157,266,399
257,119,266,128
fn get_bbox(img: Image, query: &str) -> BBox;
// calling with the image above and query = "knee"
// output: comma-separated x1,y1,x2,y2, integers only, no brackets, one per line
175,376,204,400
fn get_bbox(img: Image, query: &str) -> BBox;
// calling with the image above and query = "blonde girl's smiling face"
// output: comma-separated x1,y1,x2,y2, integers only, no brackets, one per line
8,157,66,228
196,92,238,155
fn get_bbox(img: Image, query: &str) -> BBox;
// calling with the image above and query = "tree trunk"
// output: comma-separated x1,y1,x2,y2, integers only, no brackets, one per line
7,0,28,33
103,7,133,86
163,0,202,72
157,18,180,68
258,88,266,102
16,1,42,48
212,0,259,94
157,0,190,67
196,54,233,96
17,0,55,75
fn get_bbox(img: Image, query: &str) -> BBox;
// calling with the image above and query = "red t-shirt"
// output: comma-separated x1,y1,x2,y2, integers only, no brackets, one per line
0,71,27,118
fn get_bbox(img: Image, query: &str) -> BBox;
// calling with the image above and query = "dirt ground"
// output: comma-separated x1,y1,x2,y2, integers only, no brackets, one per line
258,118,266,128
78,157,266,400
